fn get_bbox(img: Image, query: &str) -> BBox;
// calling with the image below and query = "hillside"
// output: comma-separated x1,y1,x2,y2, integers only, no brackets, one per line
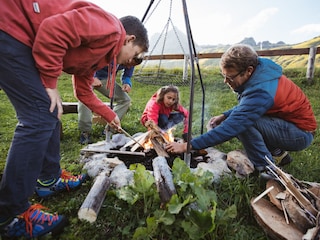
145,27,320,69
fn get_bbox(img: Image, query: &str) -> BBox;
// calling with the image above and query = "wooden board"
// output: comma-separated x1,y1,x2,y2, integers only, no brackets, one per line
267,179,285,211
251,198,303,240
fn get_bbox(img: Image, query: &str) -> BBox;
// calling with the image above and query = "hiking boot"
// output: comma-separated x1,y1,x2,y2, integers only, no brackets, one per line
0,204,68,238
257,166,277,181
35,170,87,198
272,150,293,166
80,131,92,145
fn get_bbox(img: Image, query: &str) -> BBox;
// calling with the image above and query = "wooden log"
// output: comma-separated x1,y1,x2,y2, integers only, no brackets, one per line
152,156,176,205
283,195,315,233
78,171,111,223
122,131,150,149
226,150,255,176
80,148,145,157
131,132,151,152
151,138,169,157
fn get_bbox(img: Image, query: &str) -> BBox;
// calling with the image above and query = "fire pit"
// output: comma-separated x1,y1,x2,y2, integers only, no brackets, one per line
77,125,244,223
80,121,208,170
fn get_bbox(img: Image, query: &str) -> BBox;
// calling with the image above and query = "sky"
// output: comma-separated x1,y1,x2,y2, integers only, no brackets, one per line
90,0,320,46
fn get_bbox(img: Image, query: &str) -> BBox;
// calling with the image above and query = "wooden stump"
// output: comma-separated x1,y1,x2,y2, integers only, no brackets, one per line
251,198,303,240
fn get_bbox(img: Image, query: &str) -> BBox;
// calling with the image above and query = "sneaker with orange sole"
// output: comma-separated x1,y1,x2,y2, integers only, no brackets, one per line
35,170,87,198
0,204,68,238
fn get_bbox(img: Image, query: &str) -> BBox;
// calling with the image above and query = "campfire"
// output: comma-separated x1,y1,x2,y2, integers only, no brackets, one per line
80,120,189,171
121,120,175,157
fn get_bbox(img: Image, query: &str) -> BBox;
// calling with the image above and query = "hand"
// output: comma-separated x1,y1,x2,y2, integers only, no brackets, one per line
92,77,102,88
182,133,190,142
122,84,131,93
165,142,188,154
108,115,121,131
45,88,63,119
206,114,226,131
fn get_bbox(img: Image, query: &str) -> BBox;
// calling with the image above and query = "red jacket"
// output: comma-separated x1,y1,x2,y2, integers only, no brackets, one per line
0,0,125,122
266,75,316,131
141,92,189,133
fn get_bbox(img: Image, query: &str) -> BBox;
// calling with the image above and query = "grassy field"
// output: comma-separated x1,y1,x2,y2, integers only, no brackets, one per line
0,67,320,239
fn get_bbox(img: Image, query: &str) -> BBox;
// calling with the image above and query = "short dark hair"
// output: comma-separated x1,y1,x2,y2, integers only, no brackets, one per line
220,44,258,72
120,16,149,52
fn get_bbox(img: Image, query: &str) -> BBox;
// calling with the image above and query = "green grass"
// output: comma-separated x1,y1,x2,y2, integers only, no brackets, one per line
0,67,320,239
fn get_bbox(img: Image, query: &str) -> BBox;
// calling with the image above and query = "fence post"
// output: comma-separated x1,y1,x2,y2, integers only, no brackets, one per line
183,54,189,81
306,46,317,83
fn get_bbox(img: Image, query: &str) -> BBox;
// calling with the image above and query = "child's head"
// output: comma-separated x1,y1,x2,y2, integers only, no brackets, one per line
120,16,149,52
117,15,148,66
156,85,180,109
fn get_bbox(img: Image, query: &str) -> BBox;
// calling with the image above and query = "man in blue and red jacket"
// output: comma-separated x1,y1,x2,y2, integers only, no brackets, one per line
166,44,316,173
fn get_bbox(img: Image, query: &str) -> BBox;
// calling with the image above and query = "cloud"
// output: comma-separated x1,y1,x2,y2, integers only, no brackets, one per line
292,24,320,34
239,8,279,35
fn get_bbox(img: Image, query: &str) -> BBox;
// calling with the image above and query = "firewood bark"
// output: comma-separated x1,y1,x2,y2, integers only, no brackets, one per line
152,156,176,204
122,131,149,149
151,138,169,157
78,171,111,223
251,198,303,240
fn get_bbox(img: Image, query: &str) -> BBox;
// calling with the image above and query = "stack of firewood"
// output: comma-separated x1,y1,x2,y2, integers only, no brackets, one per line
251,158,320,240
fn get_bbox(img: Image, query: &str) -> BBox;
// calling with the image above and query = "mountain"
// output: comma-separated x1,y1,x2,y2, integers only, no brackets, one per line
148,27,201,55
144,27,320,69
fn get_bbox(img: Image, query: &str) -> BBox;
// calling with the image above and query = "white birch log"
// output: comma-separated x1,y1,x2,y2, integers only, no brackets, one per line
78,171,111,223
152,156,176,204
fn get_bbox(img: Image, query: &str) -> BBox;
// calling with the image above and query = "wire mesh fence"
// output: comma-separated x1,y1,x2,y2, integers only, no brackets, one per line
133,71,192,86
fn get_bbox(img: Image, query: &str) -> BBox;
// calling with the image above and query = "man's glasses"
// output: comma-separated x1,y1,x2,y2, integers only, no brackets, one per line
220,70,243,82
133,57,143,65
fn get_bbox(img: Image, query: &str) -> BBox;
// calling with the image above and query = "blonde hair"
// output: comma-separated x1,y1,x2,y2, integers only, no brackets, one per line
156,85,180,109
220,44,258,72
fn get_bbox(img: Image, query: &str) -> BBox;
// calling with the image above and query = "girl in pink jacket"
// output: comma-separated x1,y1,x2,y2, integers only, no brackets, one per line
141,85,189,141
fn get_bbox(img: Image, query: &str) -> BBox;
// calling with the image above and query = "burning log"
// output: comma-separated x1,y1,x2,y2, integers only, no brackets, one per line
78,171,111,223
122,132,149,151
121,121,174,155
150,138,169,157
152,156,176,205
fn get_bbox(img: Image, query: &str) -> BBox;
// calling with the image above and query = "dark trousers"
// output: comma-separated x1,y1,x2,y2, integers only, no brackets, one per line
158,112,184,130
0,31,61,217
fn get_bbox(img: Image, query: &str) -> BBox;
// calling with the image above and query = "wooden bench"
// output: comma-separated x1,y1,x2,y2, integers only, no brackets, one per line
62,102,79,114
62,102,112,114
60,102,113,138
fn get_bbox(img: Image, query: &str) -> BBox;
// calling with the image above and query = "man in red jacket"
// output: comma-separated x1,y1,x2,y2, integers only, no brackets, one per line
0,0,149,238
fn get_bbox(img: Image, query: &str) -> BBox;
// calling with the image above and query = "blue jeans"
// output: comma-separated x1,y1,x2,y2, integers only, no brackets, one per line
158,112,184,130
0,31,61,217
237,116,314,170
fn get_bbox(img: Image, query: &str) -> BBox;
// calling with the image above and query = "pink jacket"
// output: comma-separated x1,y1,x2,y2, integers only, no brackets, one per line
0,0,126,122
141,92,189,133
